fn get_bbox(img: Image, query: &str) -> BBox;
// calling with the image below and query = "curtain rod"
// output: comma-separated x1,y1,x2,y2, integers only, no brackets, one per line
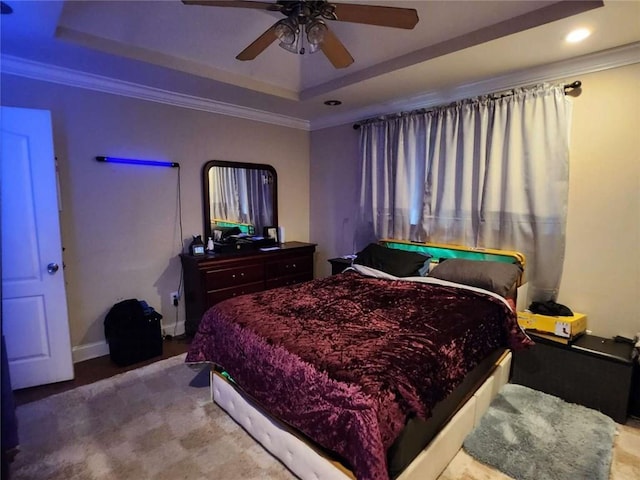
353,80,582,130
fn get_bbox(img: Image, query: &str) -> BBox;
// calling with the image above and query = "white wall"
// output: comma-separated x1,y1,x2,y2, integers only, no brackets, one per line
310,63,640,339
1,75,310,356
561,63,640,339
309,125,361,277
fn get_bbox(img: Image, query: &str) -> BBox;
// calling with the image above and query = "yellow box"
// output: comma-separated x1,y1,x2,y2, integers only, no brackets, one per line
517,311,587,339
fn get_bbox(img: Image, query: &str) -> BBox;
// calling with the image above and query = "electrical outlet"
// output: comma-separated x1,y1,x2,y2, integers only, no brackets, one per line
170,291,180,306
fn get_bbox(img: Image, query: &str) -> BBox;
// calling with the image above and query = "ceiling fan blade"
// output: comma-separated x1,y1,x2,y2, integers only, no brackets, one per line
331,3,419,29
321,27,354,69
182,1,278,11
236,24,278,61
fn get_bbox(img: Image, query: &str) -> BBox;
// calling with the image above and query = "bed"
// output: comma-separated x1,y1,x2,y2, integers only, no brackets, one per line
186,241,532,480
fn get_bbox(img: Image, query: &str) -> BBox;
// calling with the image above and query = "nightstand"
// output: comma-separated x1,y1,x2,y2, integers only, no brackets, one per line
328,257,353,275
511,332,634,423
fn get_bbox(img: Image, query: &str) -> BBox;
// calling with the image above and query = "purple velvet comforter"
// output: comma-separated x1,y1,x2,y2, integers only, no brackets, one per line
186,270,531,480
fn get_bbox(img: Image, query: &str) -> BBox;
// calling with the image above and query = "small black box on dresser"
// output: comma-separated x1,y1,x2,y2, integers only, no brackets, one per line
511,332,634,423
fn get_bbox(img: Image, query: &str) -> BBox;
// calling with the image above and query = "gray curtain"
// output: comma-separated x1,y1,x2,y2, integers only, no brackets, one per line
210,167,240,223
358,83,572,301
244,169,273,232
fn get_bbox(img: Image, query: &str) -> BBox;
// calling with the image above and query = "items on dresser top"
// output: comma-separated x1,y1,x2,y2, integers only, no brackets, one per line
180,242,316,336
188,234,206,256
199,226,279,253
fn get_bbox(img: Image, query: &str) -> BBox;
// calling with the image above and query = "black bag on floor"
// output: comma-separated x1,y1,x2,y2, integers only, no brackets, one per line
104,299,163,367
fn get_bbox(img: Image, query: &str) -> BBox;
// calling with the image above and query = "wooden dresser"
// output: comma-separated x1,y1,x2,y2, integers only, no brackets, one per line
180,242,316,336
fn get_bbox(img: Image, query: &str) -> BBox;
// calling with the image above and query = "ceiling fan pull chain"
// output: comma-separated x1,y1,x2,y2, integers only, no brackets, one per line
297,25,305,55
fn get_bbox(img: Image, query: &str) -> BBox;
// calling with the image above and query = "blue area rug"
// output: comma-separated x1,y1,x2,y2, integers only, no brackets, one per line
463,383,616,480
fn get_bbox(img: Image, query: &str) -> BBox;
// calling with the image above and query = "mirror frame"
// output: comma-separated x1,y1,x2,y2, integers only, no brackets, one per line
202,160,278,241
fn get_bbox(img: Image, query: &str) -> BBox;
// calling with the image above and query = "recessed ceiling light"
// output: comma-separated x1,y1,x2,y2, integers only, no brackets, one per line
324,100,342,106
566,28,591,43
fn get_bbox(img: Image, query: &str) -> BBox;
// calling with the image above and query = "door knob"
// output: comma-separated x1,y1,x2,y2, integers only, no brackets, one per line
47,263,59,274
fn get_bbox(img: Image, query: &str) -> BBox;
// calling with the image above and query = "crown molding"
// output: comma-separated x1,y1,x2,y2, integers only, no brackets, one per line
2,42,638,133
0,55,311,131
311,42,640,131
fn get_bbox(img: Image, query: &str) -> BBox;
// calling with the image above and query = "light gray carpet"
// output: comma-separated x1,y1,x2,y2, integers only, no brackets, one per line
11,355,636,480
463,383,616,480
10,354,294,480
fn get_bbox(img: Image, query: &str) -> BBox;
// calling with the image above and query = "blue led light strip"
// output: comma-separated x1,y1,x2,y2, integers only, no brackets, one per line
96,156,179,168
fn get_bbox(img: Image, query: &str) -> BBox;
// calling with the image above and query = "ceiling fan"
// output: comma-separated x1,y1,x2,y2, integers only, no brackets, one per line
182,0,419,68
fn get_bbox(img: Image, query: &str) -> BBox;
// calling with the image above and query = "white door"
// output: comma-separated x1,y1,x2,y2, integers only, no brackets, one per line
1,106,74,389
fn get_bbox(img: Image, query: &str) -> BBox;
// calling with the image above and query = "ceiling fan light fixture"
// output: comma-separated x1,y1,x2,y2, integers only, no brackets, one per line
279,41,299,54
306,18,327,50
274,18,299,46
305,40,321,54
275,15,327,55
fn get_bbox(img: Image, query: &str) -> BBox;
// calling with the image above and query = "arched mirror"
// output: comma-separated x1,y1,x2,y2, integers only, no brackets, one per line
203,160,278,242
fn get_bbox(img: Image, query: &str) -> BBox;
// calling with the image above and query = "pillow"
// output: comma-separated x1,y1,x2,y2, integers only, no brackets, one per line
354,243,431,277
428,258,522,297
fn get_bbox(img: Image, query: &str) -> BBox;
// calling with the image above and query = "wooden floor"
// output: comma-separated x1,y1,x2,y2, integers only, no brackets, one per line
12,335,192,406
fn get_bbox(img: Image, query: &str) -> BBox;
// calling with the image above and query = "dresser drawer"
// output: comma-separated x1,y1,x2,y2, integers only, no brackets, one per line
207,282,264,304
266,272,313,290
181,242,316,337
265,255,313,280
205,263,264,290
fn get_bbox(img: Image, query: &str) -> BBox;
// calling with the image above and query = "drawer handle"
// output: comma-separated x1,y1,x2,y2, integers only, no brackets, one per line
232,273,246,278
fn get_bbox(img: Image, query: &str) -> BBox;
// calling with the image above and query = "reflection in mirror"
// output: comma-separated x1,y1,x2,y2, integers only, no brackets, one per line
203,160,277,241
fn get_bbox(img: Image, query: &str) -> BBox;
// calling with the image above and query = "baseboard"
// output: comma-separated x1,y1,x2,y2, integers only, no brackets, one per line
71,321,185,363
72,340,110,363
161,320,185,339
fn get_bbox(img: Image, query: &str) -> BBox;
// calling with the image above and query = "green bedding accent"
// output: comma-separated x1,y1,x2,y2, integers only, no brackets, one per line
382,241,518,264
221,370,235,383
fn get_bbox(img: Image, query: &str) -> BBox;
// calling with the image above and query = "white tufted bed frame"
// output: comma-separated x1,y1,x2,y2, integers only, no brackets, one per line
210,350,512,480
